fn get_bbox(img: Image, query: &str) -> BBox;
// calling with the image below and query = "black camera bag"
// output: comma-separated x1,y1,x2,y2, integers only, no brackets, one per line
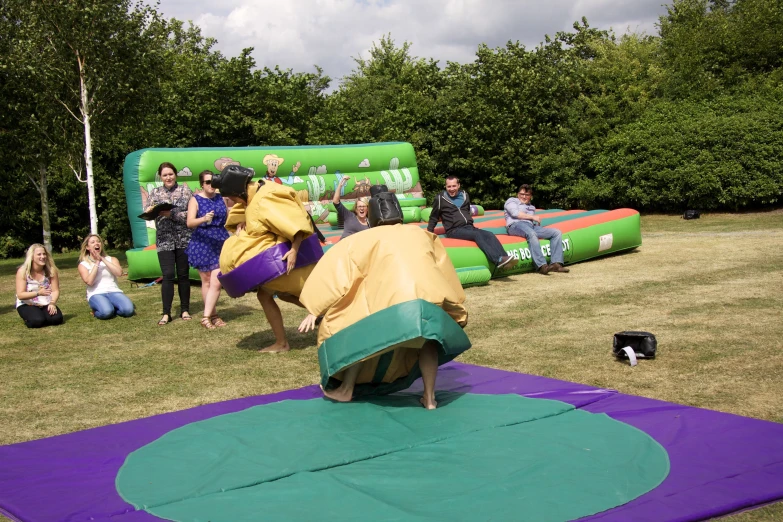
613,331,657,359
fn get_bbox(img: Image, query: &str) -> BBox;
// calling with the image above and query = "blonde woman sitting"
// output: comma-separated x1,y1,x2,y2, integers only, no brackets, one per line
78,234,135,319
15,244,63,328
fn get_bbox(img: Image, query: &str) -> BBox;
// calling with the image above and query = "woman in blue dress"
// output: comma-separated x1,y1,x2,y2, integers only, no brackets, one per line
187,170,231,329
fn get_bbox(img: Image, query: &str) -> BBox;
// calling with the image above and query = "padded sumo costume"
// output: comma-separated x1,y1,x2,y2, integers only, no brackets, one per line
217,170,319,301
299,191,471,397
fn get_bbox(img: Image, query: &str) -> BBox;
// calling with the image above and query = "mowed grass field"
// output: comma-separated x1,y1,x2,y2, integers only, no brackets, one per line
1,211,782,521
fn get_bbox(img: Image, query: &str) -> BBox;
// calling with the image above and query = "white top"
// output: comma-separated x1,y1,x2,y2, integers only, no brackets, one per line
15,274,52,308
80,256,123,299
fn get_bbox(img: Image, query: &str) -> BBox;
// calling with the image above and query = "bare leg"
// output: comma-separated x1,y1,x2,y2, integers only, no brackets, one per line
203,269,222,319
256,289,290,353
419,341,439,410
198,271,210,313
322,362,363,403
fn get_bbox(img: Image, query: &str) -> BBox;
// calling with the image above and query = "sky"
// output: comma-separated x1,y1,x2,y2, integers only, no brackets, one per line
152,0,671,87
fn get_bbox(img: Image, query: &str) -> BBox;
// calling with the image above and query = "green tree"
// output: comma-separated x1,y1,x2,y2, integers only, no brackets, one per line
13,0,165,235
434,20,613,208
309,36,443,194
588,92,783,210
658,0,783,98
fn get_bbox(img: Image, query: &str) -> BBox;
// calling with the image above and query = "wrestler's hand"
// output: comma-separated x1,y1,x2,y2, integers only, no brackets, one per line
235,222,246,233
298,314,317,333
282,247,298,274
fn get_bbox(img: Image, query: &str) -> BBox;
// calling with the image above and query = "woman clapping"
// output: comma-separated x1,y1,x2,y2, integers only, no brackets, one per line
78,234,135,320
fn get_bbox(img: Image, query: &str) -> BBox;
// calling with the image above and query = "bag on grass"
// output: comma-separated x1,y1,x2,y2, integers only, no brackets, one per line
613,331,657,366
683,210,701,220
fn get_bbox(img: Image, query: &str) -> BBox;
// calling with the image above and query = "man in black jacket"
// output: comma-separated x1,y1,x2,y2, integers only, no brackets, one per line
427,176,515,270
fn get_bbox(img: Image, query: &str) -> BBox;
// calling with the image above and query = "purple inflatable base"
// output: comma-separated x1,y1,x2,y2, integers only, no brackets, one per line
1,362,782,522
217,234,323,298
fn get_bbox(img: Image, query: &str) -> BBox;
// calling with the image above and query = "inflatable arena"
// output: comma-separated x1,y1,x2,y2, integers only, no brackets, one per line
123,142,641,284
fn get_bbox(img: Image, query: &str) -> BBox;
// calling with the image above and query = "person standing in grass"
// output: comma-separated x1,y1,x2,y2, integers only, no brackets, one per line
146,162,193,325
15,244,63,328
78,234,135,319
186,170,230,330
427,175,515,271
504,184,569,275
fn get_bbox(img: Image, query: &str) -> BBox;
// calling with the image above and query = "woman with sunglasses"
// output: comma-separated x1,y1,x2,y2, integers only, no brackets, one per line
186,170,230,329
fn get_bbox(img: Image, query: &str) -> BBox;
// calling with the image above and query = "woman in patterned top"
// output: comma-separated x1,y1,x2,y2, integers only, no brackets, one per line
146,162,193,325
186,170,230,330
15,244,63,328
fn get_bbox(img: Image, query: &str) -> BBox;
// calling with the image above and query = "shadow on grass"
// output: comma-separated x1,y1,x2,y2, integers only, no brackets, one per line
0,304,17,317
236,327,316,352
214,304,260,322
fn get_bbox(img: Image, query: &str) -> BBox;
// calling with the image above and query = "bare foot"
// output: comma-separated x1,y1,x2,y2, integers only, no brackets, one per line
420,396,438,410
322,386,353,403
259,341,290,353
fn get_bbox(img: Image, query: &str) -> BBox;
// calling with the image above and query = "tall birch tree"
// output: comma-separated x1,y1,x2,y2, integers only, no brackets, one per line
11,0,163,234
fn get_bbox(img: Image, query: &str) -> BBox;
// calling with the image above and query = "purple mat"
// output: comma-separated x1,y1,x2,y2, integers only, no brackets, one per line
217,233,323,298
1,362,782,522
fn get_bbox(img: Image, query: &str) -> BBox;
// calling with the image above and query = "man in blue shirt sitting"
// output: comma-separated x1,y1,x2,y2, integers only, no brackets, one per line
504,184,569,275
427,176,515,271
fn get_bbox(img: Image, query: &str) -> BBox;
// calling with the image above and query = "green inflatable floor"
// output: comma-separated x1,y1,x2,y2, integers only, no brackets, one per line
117,393,669,522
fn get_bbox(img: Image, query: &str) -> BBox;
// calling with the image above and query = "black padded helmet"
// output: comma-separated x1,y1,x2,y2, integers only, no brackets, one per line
211,165,255,201
368,185,403,227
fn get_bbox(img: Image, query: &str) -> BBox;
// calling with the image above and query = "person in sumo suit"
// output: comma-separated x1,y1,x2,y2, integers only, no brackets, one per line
214,165,319,353
298,186,471,409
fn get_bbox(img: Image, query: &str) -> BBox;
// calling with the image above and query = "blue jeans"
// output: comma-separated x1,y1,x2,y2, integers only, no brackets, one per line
507,221,564,268
446,225,507,265
89,292,135,319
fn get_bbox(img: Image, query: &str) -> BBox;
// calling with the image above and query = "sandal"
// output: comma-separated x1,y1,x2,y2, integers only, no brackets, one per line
158,314,170,326
181,311,192,321
210,315,227,327
200,317,216,330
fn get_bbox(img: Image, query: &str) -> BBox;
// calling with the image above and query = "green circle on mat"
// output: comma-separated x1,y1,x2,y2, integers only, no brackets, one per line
116,393,669,522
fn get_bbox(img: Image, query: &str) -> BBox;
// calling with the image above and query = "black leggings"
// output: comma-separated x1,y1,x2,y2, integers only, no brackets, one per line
157,248,190,316
17,304,64,328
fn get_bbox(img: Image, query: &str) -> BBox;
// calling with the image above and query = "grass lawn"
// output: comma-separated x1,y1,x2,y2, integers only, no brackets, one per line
1,211,782,521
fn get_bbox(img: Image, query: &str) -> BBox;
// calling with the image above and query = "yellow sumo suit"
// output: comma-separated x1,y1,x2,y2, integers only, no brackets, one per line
219,181,317,300
299,224,471,397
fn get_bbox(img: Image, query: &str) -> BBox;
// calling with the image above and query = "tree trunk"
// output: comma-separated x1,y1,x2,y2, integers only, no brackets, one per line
78,52,98,234
38,163,53,253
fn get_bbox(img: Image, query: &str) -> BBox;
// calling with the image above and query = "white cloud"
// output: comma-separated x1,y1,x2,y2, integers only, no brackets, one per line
153,0,669,87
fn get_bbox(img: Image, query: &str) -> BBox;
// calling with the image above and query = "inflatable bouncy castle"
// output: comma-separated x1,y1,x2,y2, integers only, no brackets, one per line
122,143,423,280
123,142,642,284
